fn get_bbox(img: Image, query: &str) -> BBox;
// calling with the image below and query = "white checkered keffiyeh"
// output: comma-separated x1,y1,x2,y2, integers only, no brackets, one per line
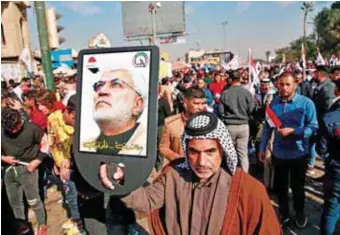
179,114,238,175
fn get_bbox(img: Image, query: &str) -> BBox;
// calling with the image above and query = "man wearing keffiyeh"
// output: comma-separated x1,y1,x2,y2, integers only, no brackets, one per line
100,112,281,235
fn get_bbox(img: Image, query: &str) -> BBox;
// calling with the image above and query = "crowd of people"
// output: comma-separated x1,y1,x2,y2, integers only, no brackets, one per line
1,61,340,235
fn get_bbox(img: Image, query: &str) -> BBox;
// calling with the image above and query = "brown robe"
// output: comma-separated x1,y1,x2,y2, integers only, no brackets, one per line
122,159,282,235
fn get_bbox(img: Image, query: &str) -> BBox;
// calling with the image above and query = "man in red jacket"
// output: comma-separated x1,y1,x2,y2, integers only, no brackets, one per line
23,90,48,131
208,72,227,104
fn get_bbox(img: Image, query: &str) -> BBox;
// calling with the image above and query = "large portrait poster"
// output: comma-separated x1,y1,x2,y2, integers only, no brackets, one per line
75,47,159,195
79,51,150,157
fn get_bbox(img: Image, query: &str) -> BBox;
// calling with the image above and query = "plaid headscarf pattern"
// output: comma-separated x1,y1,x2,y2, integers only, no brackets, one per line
179,112,238,175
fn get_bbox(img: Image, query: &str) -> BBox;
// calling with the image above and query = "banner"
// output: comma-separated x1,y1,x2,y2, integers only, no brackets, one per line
222,54,239,71
1,63,21,82
159,60,172,80
248,49,260,86
51,49,74,69
160,36,186,45
316,49,327,66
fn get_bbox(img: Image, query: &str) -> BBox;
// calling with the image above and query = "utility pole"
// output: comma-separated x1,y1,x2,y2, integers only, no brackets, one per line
221,20,228,50
35,1,55,91
148,2,161,46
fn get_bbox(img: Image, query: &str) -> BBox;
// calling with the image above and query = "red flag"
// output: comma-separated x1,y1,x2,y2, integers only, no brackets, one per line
265,105,282,128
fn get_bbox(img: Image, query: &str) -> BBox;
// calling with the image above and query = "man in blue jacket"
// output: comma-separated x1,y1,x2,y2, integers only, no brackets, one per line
320,80,340,235
197,77,214,107
259,72,318,230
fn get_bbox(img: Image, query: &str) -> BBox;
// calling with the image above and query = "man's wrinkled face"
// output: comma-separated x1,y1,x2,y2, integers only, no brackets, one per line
93,70,143,126
94,71,134,110
187,139,223,183
184,98,205,115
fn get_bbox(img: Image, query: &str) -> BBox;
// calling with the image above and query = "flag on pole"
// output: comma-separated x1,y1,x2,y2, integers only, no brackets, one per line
19,47,32,73
301,43,306,69
255,61,262,75
248,49,260,86
316,49,327,66
265,105,282,128
222,54,239,70
301,42,306,80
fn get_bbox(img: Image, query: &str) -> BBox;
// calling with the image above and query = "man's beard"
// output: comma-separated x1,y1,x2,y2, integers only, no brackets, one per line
93,97,134,129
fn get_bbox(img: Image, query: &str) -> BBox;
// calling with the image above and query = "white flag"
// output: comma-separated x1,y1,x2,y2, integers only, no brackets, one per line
222,54,239,71
19,47,32,73
316,50,327,66
249,49,260,86
301,43,306,69
255,61,262,75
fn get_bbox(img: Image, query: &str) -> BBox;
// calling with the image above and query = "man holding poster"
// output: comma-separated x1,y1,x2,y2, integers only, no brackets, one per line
74,46,159,234
100,112,282,235
259,72,318,230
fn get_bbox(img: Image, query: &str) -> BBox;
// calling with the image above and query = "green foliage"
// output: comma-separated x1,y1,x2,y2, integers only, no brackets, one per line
301,2,314,13
314,5,340,56
331,1,340,9
274,35,317,62
274,3,340,62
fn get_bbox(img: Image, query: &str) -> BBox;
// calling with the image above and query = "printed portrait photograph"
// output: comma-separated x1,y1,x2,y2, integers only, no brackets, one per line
79,51,151,157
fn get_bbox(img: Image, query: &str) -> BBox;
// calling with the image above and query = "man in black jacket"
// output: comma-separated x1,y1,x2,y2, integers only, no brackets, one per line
313,66,336,120
310,66,336,175
1,109,48,235
319,80,340,234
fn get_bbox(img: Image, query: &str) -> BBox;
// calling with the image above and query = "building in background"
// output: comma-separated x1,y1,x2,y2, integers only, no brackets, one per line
185,49,205,64
88,33,111,49
1,1,33,82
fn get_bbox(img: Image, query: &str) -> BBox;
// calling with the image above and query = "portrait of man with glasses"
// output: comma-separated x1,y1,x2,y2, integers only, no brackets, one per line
80,66,148,157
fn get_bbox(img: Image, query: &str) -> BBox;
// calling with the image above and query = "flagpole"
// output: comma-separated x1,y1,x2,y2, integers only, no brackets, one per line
248,48,251,83
302,43,306,81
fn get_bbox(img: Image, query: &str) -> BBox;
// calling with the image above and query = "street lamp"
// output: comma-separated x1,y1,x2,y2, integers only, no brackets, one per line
221,20,228,50
149,2,161,46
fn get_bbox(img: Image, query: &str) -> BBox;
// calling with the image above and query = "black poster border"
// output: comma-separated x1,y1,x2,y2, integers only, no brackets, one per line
74,46,159,195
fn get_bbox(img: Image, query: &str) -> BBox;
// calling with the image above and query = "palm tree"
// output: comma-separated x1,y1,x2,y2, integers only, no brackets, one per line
265,50,271,62
301,2,314,50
